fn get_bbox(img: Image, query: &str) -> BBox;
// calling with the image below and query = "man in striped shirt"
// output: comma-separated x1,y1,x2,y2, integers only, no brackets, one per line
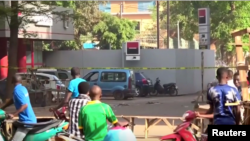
68,82,91,138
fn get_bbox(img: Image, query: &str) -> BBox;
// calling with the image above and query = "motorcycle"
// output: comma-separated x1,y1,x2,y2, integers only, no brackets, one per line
53,106,69,122
53,106,84,141
160,110,207,141
151,77,178,96
0,109,69,141
54,106,130,141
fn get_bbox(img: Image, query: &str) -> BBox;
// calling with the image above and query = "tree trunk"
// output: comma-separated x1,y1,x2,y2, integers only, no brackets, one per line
5,1,19,102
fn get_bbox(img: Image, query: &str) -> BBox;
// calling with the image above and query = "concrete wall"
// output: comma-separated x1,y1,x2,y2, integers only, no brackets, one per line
43,49,215,94
0,2,74,40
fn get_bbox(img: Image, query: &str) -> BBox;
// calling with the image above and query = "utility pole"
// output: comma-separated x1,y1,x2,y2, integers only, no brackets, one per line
177,21,180,48
156,1,160,49
120,3,123,19
166,1,170,49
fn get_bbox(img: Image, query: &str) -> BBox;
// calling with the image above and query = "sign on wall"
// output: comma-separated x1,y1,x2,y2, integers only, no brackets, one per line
126,41,140,55
125,41,140,61
198,8,210,50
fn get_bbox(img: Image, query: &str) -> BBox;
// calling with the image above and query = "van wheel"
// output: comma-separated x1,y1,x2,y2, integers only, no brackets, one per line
114,90,125,100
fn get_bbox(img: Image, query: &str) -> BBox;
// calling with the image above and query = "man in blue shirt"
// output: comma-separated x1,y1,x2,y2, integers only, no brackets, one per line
196,67,241,125
10,74,37,141
50,67,86,111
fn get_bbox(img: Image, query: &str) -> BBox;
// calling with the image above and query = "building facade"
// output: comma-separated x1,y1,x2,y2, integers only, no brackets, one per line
0,3,74,79
99,1,155,32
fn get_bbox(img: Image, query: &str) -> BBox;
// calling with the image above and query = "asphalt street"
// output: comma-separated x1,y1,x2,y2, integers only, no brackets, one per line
4,94,197,125
104,94,195,116
102,94,196,125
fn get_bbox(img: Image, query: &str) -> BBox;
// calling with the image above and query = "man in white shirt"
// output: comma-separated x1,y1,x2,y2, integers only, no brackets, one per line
227,69,237,89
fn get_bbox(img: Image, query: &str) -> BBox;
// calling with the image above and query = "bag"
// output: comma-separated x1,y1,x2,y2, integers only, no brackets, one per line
104,127,136,141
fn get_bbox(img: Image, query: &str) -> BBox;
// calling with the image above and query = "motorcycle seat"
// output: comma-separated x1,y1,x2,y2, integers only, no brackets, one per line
163,83,175,87
13,120,63,134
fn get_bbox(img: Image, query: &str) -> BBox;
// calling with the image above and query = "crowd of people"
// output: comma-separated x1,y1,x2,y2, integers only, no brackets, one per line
4,67,136,141
195,67,243,125
2,66,248,140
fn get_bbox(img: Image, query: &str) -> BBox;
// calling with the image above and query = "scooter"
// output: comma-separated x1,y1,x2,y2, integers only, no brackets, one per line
151,77,178,96
160,110,207,141
53,106,69,122
0,109,69,141
53,106,84,141
54,106,130,141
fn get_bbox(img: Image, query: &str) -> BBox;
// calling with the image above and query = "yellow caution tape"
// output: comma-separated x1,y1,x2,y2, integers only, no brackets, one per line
0,66,238,70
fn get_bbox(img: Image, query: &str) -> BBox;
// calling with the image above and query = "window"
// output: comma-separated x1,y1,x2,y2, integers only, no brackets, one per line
135,22,140,32
85,72,99,82
36,75,49,81
101,72,126,82
89,73,99,81
58,73,69,80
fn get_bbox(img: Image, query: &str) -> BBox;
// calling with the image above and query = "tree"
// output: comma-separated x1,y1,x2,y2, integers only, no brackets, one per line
0,1,69,104
159,1,250,53
43,1,105,50
93,13,137,50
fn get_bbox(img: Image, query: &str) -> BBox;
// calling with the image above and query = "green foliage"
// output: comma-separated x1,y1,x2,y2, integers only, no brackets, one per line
159,1,250,52
226,35,249,53
42,1,75,8
44,1,104,50
93,13,136,50
0,1,70,100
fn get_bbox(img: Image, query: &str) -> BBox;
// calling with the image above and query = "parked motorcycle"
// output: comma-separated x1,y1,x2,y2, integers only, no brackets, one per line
151,77,178,96
0,109,69,141
160,110,207,141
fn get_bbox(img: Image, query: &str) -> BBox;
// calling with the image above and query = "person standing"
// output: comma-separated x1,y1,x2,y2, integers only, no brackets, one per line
50,67,86,111
233,72,241,93
227,69,237,89
233,72,245,123
68,82,91,138
196,67,241,125
10,74,37,141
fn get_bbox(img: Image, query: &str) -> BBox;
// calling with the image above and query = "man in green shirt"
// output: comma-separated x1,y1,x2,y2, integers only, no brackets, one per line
78,86,120,141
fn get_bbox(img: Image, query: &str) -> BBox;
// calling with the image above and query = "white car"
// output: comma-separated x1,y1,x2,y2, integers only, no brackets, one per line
17,72,66,102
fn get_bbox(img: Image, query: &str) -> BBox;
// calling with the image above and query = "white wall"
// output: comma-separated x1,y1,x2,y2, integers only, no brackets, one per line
43,49,216,94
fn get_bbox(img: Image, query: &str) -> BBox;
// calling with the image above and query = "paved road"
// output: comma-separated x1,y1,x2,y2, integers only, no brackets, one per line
4,94,197,140
105,94,195,117
5,94,196,124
